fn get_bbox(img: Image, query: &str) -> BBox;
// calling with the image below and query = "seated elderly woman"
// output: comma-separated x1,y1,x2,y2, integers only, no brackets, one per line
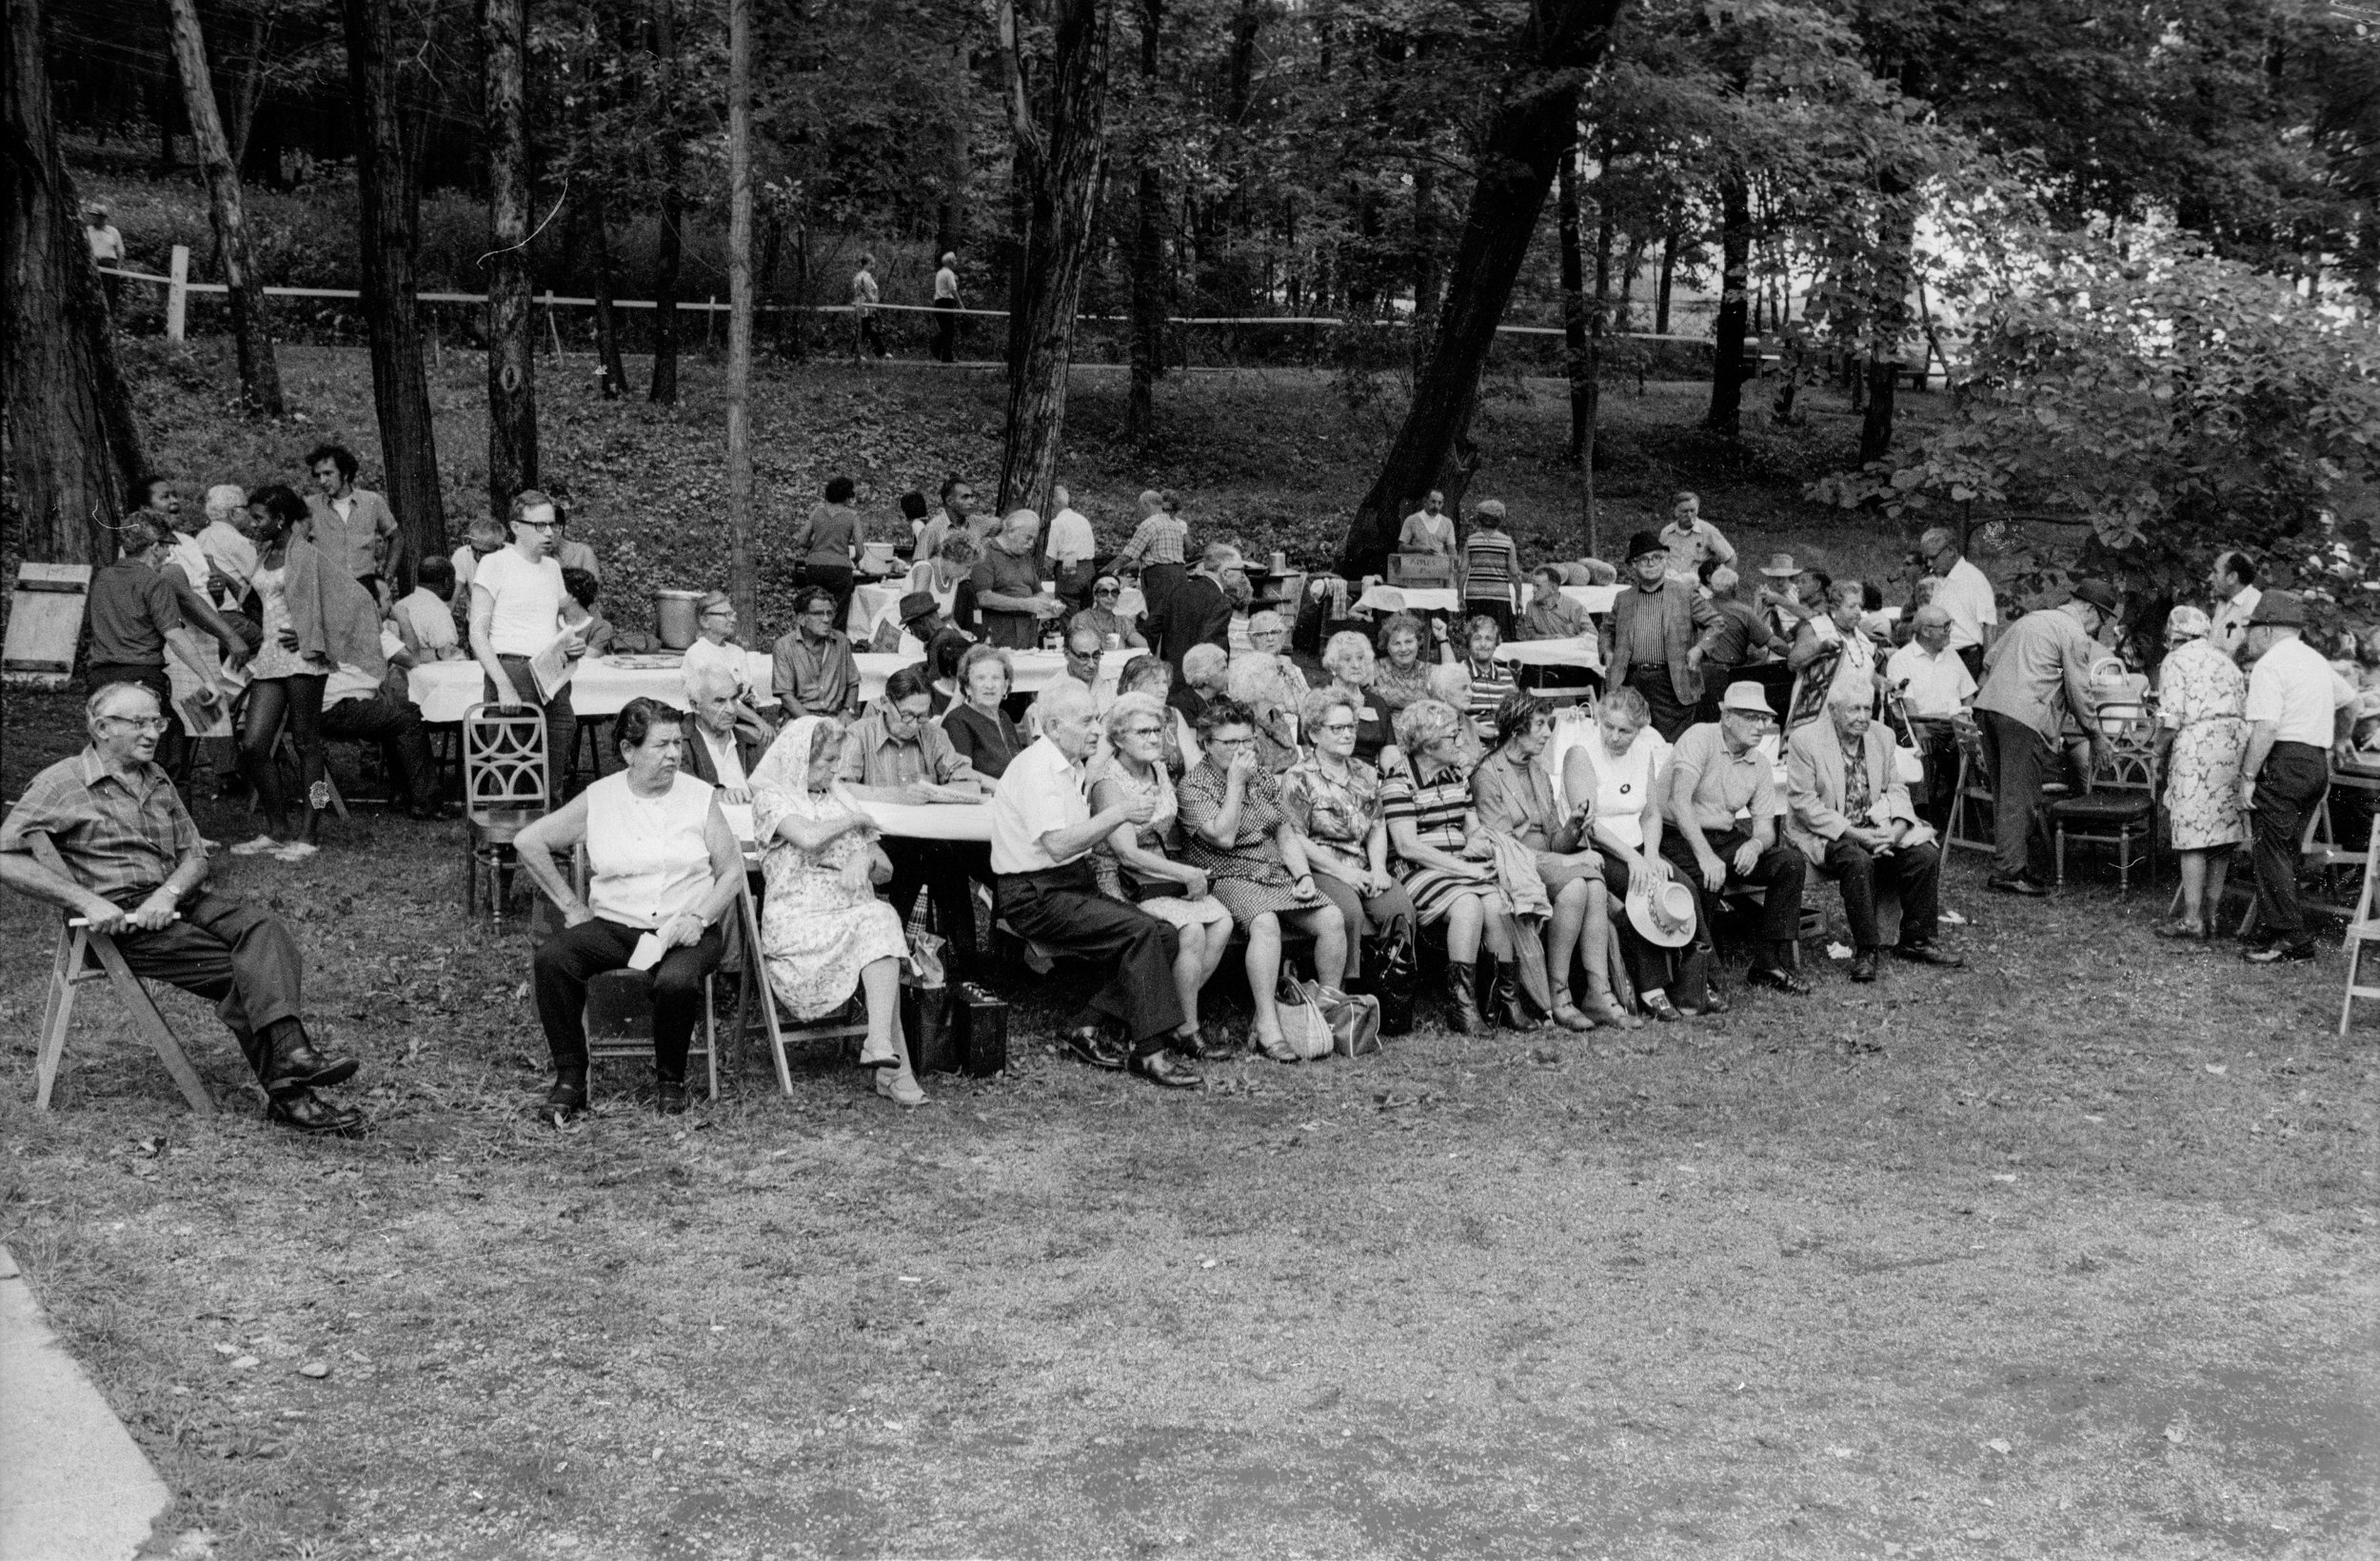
1112,654,1202,775
1088,691,1236,1055
518,697,744,1121
1175,642,1231,725
750,713,926,1107
942,642,1028,780
1319,629,1396,765
1420,662,1491,763
1472,689,1641,1032
1280,684,1417,997
1381,698,1531,1034
1372,611,1441,718
1177,696,1351,1061
1225,652,1307,773
1559,685,1690,1020
1238,608,1291,662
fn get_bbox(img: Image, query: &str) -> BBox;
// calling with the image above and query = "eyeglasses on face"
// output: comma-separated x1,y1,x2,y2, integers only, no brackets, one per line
1318,721,1358,735
1206,733,1255,748
104,715,170,733
1122,723,1164,739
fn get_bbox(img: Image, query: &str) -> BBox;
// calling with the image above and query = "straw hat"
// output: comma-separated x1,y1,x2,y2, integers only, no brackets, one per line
1758,552,1803,578
1626,875,1698,949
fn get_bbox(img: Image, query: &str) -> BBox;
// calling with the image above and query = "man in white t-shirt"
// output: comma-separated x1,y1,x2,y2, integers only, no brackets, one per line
85,204,125,311
1043,483,1099,607
931,251,962,363
2238,590,2358,963
2209,550,2262,663
468,488,589,796
1917,526,1998,679
987,679,1199,1086
1884,603,1977,833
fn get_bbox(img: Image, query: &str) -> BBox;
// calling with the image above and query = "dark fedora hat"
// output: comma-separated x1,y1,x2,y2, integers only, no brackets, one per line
1625,530,1667,563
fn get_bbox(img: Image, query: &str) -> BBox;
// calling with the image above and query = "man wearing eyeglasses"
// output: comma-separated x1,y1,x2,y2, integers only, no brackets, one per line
0,682,366,1134
770,586,861,721
1916,527,1998,682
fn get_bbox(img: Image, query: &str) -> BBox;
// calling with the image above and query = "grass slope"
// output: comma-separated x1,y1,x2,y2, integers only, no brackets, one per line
118,337,1936,645
1,680,2374,1559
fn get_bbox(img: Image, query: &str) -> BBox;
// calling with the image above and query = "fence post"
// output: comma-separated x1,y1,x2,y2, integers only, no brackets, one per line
545,289,564,358
707,295,717,346
165,245,190,343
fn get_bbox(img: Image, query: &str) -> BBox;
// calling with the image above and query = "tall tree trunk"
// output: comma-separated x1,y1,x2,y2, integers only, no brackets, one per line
1655,227,1676,333
1615,231,1644,330
994,0,1114,517
1583,191,1611,552
588,189,629,396
1558,149,1587,462
1005,152,1033,376
938,37,967,262
1703,171,1750,435
1124,0,1164,445
480,0,535,511
1336,0,1627,577
1859,181,1917,464
1411,156,1440,379
5,0,149,563
228,14,268,174
341,0,445,583
647,0,684,405
166,0,284,415
724,0,756,628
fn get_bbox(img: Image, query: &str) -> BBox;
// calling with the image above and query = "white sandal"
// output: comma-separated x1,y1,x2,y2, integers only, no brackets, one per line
273,841,319,863
228,835,283,857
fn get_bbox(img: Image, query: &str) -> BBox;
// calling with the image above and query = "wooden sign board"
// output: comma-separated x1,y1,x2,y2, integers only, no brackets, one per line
3,563,91,691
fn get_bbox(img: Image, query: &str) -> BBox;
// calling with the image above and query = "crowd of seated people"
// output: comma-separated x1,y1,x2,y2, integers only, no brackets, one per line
39,471,2380,1139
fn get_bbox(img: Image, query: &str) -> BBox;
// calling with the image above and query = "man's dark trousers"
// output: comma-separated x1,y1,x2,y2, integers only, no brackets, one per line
2250,742,2329,951
321,690,438,808
1979,709,2056,882
1823,836,1942,949
111,890,306,1044
1657,824,1807,958
1629,663,1696,744
996,860,1182,1053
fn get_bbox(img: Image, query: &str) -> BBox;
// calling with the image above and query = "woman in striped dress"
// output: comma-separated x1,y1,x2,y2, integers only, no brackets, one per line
1380,699,1526,1035
1458,499,1523,637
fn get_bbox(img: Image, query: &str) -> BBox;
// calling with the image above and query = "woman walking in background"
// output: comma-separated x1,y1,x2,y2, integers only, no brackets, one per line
2152,605,2251,939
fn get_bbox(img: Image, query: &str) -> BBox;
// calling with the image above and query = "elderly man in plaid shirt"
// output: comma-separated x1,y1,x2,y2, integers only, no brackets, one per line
0,682,365,1134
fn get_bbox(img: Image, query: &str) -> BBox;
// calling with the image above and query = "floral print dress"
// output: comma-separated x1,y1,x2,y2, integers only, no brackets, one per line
2157,637,2250,850
752,778,909,1018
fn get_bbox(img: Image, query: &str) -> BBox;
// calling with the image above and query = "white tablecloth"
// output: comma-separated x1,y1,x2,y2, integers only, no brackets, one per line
407,650,780,723
846,583,908,642
1353,583,1620,618
856,799,994,842
1495,637,1603,673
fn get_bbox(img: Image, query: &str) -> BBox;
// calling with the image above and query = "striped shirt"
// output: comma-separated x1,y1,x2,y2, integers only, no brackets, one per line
1463,655,1513,732
0,748,203,904
1462,530,1522,604
1380,761,1473,857
1113,513,1188,568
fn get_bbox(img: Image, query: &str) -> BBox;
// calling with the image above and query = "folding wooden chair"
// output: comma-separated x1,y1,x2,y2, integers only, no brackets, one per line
462,701,548,919
731,872,869,1095
2339,823,2380,1035
1945,716,1996,856
34,919,213,1115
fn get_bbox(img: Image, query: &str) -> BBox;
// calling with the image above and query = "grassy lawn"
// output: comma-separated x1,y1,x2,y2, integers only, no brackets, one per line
4,347,2373,1557
2,671,2374,1558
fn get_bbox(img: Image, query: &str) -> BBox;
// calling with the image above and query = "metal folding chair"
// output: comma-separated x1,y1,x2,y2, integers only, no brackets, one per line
462,701,549,919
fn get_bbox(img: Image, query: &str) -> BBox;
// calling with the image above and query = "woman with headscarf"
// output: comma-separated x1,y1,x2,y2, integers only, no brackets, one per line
750,714,925,1106
2152,604,2251,940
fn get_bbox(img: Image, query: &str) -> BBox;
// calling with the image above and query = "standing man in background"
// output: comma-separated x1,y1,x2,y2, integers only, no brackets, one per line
1971,581,2113,897
2236,591,2358,964
85,203,126,313
2209,551,2262,663
851,254,886,361
931,252,962,363
1044,484,1100,611
305,444,402,606
1917,526,1999,682
1658,491,1735,583
971,512,1065,651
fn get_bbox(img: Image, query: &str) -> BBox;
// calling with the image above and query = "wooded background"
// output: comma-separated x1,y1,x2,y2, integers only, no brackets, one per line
8,0,2380,602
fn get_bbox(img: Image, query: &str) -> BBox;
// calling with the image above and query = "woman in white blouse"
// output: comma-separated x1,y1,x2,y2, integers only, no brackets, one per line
1559,686,1690,1021
516,698,743,1122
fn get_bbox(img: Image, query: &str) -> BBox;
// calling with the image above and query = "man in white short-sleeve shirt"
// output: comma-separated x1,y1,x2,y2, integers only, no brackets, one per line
468,489,588,795
1043,484,1099,607
1918,526,1997,674
986,680,1199,1086
2238,590,2358,963
1885,603,1977,720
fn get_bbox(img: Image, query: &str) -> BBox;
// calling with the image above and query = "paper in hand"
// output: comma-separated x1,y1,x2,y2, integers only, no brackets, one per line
627,933,665,972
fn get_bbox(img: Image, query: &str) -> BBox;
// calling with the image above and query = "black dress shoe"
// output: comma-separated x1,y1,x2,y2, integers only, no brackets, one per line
543,1079,587,1126
1130,1048,1201,1089
1171,1028,1229,1059
656,1078,690,1115
1849,951,1880,983
1065,1027,1128,1071
1691,984,1733,1016
1642,991,1685,1022
1746,964,1814,996
267,1089,366,1136
1986,873,2049,897
258,1024,359,1096
1893,941,1966,968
